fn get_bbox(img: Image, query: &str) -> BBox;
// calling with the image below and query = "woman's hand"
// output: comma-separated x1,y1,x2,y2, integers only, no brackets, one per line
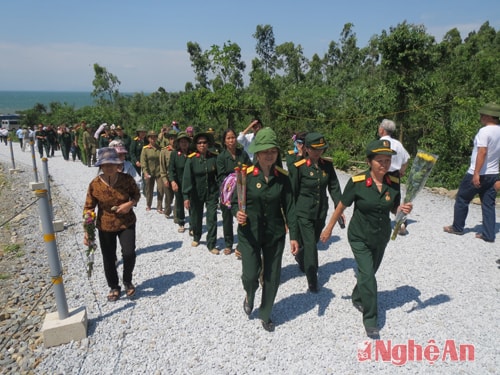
236,210,247,225
398,202,413,215
171,181,178,192
184,199,190,210
83,233,89,246
320,224,334,243
290,240,299,255
115,201,135,214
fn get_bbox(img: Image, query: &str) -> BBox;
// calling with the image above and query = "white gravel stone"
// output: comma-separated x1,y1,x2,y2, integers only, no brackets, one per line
0,144,499,374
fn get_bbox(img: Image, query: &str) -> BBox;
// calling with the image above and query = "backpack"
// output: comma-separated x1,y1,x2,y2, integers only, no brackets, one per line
220,172,237,208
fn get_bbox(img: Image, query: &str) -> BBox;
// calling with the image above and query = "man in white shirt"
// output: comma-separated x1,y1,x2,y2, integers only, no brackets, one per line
237,119,262,161
444,102,500,242
378,119,410,234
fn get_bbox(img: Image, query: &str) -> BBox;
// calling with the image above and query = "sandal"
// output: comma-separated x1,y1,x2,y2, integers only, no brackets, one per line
443,225,463,235
124,282,136,297
223,248,232,255
475,233,494,242
107,289,121,302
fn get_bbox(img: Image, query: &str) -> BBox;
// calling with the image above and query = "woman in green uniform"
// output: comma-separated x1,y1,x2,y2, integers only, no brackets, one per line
290,132,342,292
182,132,219,254
234,127,299,332
320,139,413,338
168,131,191,233
217,128,251,255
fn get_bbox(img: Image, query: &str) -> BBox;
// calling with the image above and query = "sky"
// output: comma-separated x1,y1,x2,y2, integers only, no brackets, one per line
1,0,498,93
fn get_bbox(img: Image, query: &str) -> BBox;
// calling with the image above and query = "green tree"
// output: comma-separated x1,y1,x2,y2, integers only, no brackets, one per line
91,63,121,104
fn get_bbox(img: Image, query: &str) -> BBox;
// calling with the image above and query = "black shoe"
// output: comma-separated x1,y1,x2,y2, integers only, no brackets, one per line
294,255,305,273
365,326,380,339
243,297,253,316
308,283,319,293
353,302,364,313
261,320,275,332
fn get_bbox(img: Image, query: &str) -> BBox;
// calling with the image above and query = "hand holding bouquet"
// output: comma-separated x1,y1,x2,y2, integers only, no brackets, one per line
391,150,438,240
83,210,97,277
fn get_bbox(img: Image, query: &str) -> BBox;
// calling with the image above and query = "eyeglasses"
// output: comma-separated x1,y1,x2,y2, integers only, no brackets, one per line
197,141,208,145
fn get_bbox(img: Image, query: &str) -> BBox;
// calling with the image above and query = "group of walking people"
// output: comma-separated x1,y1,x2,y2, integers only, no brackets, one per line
82,103,499,337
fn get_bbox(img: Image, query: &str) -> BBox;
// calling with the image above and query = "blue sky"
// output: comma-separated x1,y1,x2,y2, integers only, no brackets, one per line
1,0,498,92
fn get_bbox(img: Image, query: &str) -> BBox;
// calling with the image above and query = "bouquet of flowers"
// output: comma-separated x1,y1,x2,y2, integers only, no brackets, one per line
391,150,439,240
235,165,247,225
83,210,97,277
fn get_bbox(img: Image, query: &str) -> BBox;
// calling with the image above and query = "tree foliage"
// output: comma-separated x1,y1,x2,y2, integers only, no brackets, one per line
21,22,500,189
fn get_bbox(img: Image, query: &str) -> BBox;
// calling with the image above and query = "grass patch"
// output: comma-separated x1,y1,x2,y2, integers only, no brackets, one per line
3,243,23,257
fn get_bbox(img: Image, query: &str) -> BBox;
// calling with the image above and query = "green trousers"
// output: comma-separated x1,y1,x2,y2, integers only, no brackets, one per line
350,239,387,328
220,204,234,249
190,194,217,249
239,234,285,323
296,216,326,287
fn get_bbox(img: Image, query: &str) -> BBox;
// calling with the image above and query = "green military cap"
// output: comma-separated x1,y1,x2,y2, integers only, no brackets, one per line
147,130,158,137
136,127,147,132
193,132,214,145
366,139,397,157
248,127,279,154
478,102,500,117
305,132,328,150
167,130,178,138
175,131,191,142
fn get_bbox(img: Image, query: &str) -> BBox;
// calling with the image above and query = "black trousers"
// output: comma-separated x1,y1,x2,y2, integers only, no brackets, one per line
98,225,136,290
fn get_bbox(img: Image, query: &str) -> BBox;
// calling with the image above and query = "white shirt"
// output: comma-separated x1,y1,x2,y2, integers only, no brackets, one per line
237,132,255,160
467,124,500,175
380,135,410,172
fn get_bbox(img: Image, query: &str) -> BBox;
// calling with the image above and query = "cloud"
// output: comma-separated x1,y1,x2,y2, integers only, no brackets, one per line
0,42,194,92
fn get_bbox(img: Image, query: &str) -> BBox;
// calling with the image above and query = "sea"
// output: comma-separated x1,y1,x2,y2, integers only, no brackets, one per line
0,91,96,114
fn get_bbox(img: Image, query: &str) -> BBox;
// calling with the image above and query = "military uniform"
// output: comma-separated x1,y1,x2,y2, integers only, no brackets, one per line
82,129,98,166
231,127,298,330
130,131,147,175
159,144,176,216
216,147,251,252
182,146,218,251
168,136,190,229
233,163,298,325
140,134,164,211
343,165,400,330
291,148,342,291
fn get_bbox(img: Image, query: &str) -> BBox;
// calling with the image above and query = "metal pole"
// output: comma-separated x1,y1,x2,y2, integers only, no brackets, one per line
35,189,69,320
41,158,54,220
30,140,39,182
8,137,16,170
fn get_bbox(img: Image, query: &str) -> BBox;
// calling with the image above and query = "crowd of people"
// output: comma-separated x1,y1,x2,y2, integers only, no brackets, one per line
12,104,500,337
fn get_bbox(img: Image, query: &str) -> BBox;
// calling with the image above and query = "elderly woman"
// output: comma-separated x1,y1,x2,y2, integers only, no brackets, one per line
234,127,299,332
320,139,413,338
84,147,141,302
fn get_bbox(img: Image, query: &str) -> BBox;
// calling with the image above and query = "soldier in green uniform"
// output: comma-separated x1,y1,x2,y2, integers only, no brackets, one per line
140,130,164,212
217,128,251,255
320,139,413,338
168,131,191,233
130,128,148,175
159,130,177,217
233,127,299,332
182,132,219,254
82,125,98,167
113,125,132,153
77,121,88,166
290,132,342,293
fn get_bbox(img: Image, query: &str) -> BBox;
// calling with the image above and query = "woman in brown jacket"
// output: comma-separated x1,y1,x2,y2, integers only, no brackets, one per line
84,147,141,301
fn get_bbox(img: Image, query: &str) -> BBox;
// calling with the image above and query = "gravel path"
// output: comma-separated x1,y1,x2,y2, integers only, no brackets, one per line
0,143,499,374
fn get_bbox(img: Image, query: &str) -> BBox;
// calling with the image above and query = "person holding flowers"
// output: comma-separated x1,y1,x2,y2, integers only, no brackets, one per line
233,127,299,332
84,147,141,302
320,139,413,338
444,102,500,243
